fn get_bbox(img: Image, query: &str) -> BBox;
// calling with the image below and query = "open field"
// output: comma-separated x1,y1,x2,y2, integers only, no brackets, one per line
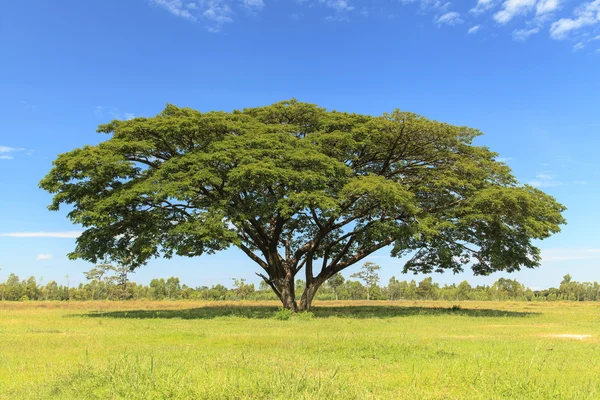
1,301,599,399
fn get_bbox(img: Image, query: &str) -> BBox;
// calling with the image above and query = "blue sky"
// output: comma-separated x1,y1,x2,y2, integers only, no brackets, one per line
0,0,599,289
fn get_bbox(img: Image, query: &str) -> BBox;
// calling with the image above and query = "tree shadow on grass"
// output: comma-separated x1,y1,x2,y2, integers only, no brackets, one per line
78,305,538,320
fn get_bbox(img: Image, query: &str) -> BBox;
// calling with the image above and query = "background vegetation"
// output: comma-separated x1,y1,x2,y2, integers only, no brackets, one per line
1,266,597,303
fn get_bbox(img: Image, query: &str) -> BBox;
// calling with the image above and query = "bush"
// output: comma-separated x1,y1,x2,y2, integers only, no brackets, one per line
296,311,315,321
273,308,294,320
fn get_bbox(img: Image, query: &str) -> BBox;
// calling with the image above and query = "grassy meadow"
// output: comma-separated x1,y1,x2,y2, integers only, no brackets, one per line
1,300,599,399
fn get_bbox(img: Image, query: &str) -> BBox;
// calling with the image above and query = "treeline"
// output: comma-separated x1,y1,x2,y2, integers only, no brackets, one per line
0,269,597,302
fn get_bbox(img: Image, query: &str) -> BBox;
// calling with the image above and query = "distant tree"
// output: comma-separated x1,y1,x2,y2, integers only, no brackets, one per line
351,262,381,300
84,264,112,300
327,273,345,301
295,279,306,294
25,277,38,300
258,280,270,292
456,280,472,301
45,281,60,300
417,277,438,300
232,278,254,300
388,276,402,300
5,274,22,301
40,100,566,311
492,278,525,300
208,284,228,300
114,265,133,299
166,277,182,299
150,278,167,300
347,281,366,300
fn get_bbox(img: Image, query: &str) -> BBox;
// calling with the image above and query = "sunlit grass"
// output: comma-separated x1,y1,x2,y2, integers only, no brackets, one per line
1,300,599,399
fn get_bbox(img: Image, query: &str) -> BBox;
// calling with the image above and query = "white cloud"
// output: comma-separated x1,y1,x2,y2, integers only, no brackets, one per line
471,0,496,15
0,146,24,153
468,24,482,33
241,0,264,14
151,0,198,21
541,248,600,262
528,172,562,187
513,26,540,40
202,3,233,26
143,0,599,44
436,11,463,25
493,0,536,24
95,107,137,121
36,254,53,261
573,41,585,50
536,0,562,15
550,0,600,39
0,146,25,160
0,231,82,238
150,0,260,31
242,0,264,8
320,0,354,12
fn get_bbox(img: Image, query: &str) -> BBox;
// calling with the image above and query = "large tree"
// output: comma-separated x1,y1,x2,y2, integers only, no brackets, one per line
40,100,566,311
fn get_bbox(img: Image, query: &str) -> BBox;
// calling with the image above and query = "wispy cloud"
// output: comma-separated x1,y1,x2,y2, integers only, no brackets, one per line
468,24,482,33
513,26,540,41
471,0,496,15
320,0,354,12
436,11,463,25
550,0,600,39
145,0,600,46
20,100,36,110
541,248,600,262
242,0,264,9
536,0,562,15
95,106,136,121
0,145,25,160
151,0,198,21
528,172,562,187
149,0,266,31
494,0,536,24
569,32,599,51
36,254,53,261
0,231,82,238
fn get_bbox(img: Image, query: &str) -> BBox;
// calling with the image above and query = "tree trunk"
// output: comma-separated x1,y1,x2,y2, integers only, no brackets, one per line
298,278,324,311
277,274,298,311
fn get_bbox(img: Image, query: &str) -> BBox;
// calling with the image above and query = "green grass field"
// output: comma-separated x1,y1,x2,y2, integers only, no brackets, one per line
1,300,599,399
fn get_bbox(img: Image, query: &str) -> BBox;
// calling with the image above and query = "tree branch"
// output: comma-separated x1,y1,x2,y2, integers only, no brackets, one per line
238,244,268,271
320,237,395,280
256,272,282,301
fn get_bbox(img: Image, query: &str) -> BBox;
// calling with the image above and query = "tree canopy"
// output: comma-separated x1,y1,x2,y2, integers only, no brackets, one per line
40,99,566,310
